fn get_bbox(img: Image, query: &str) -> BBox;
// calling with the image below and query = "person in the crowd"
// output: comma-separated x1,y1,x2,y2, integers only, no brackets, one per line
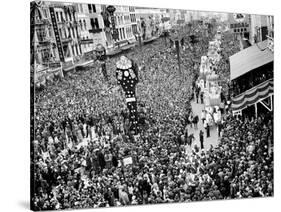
206,123,210,138
201,110,206,124
31,27,273,211
199,130,204,149
200,92,204,104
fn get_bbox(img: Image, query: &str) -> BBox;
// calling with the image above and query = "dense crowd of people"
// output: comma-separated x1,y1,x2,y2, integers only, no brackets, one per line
31,25,273,210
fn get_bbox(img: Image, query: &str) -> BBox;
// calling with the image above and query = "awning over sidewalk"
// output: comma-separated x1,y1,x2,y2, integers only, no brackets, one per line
230,40,273,80
231,79,273,111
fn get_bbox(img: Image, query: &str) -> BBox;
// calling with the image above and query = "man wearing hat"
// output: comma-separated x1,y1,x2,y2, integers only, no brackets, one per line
199,130,204,149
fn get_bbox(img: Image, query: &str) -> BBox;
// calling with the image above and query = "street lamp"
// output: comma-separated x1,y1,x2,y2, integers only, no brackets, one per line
106,5,118,43
169,27,184,75
134,31,142,50
95,43,108,81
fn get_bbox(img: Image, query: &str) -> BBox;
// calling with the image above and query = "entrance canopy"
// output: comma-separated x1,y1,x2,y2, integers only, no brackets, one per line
230,40,273,80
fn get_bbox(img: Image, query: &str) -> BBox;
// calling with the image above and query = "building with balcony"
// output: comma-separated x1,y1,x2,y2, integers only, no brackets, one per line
135,7,167,39
249,14,274,45
229,35,274,118
87,4,107,48
31,2,60,65
31,1,62,85
228,13,251,40
76,3,94,54
51,3,82,65
113,5,136,45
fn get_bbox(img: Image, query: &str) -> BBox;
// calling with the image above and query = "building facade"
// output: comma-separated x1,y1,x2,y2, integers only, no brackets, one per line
76,3,94,54
228,13,250,39
135,7,167,39
32,2,60,66
114,5,136,44
249,14,274,44
87,4,107,49
49,3,82,65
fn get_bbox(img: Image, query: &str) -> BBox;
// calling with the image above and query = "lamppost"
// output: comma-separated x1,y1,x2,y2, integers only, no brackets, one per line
134,30,142,50
106,5,118,44
95,43,108,81
170,27,184,75
141,18,146,41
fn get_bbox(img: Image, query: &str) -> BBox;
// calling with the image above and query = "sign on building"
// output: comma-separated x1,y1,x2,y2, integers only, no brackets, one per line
229,13,250,35
49,7,64,62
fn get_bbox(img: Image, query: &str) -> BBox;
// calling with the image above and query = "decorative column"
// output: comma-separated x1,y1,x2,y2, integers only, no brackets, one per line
116,56,139,135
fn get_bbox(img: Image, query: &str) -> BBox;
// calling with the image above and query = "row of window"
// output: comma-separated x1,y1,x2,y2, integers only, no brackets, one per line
38,42,83,62
88,4,96,13
58,26,79,40
132,24,138,34
77,4,97,14
116,15,133,26
130,14,137,23
230,22,249,29
129,6,135,12
233,28,248,33
79,19,87,31
117,26,133,40
63,43,82,58
55,10,76,23
90,18,100,30
78,18,100,31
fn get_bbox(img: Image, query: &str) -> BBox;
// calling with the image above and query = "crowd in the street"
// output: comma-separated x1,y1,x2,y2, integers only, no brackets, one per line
31,26,274,210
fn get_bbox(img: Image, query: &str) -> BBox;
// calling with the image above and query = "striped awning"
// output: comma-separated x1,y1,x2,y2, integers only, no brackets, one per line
231,79,273,111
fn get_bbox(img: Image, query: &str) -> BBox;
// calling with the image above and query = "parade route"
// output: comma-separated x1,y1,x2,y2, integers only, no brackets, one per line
186,99,219,153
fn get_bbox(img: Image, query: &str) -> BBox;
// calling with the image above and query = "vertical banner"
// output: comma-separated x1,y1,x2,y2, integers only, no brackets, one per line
49,7,65,62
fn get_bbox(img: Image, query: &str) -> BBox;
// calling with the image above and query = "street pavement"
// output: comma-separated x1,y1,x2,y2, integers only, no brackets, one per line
185,97,220,154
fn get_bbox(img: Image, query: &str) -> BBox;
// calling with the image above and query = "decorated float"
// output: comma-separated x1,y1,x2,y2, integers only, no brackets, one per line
197,31,223,125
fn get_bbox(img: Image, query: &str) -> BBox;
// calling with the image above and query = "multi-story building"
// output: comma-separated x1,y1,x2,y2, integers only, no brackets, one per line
228,13,250,39
87,4,107,48
32,2,60,66
49,2,82,65
114,5,136,44
135,7,167,39
249,14,274,44
129,6,138,35
31,1,62,84
229,14,274,118
76,3,94,54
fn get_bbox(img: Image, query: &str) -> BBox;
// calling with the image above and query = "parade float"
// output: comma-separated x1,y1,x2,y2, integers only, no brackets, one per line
199,56,211,82
197,32,223,126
